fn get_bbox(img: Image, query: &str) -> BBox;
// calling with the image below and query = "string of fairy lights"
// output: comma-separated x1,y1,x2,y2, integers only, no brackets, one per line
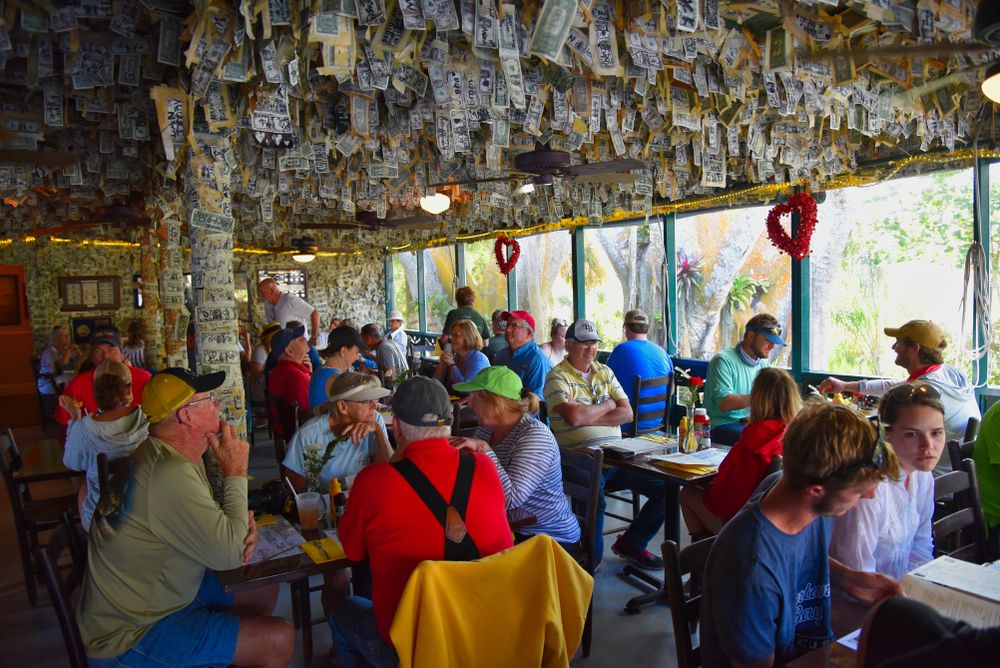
3,147,999,256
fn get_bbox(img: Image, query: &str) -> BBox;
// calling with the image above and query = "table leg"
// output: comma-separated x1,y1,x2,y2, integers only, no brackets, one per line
293,579,313,663
622,480,680,614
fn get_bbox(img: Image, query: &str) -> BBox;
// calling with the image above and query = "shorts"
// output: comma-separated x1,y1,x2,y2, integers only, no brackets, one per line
88,572,240,668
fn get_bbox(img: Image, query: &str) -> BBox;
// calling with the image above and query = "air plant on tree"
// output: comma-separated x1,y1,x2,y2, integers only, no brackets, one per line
676,249,704,311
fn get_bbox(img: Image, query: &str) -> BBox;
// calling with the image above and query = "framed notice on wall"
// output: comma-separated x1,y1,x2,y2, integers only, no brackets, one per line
257,269,308,299
59,276,121,311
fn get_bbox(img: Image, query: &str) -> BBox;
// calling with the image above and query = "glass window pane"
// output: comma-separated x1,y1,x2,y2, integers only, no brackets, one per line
464,238,508,322
675,206,792,365
423,247,456,333
585,221,666,347
808,169,974,377
515,232,573,344
392,252,419,330
989,163,1000,387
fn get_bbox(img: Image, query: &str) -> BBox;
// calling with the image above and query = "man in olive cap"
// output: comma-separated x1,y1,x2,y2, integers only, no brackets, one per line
331,376,512,666
77,368,294,668
819,319,980,466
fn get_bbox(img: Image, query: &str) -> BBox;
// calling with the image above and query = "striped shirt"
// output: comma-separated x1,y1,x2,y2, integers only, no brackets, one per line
477,415,580,545
544,359,627,449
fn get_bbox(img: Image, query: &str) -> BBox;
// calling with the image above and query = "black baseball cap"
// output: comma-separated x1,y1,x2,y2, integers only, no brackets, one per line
391,376,453,427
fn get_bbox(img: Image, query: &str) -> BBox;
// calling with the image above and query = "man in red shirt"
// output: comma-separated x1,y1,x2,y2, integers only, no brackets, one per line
331,376,513,667
267,324,311,413
55,332,151,427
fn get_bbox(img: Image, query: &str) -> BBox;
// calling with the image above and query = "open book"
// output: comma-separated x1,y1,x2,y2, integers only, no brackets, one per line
901,556,1000,628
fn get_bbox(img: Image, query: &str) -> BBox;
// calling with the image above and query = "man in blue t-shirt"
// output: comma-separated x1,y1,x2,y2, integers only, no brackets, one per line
607,309,673,434
499,310,552,398
700,401,902,667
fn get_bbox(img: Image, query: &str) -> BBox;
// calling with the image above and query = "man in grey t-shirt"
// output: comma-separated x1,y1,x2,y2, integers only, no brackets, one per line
361,323,408,386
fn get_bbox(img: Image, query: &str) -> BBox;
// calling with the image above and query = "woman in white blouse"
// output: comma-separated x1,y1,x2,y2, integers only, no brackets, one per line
830,383,946,580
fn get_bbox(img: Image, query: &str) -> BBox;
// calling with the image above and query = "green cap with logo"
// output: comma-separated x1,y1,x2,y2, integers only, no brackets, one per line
452,366,523,400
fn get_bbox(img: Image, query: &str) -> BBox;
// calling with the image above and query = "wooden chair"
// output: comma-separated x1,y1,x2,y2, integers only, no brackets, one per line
268,394,300,443
0,428,78,606
35,513,88,668
933,458,988,563
31,356,59,431
559,445,604,658
662,536,717,668
406,341,435,373
274,438,288,475
964,416,981,443
947,438,976,472
766,454,783,476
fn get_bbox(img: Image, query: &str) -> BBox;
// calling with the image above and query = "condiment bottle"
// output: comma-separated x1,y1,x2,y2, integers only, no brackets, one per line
693,408,709,450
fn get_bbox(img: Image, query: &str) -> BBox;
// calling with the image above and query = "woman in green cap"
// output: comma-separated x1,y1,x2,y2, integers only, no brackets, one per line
452,366,580,545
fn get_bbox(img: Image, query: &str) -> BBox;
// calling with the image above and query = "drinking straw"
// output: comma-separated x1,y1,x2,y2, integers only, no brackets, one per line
284,476,300,502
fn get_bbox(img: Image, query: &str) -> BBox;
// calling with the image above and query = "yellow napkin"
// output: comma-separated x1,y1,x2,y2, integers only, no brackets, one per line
651,461,717,476
301,537,346,564
639,434,674,444
255,513,277,526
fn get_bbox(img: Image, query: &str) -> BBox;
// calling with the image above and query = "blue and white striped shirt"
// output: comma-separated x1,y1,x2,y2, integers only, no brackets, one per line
477,414,581,545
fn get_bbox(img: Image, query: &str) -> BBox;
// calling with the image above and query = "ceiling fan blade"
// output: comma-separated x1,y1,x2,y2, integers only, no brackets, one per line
427,172,531,187
560,158,648,178
382,214,437,226
802,42,992,60
571,172,641,185
298,223,366,230
0,149,78,167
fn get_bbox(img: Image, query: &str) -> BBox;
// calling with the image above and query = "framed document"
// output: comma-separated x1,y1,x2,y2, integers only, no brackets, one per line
59,276,121,311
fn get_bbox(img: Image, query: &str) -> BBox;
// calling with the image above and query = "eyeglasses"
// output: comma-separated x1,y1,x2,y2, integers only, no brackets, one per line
886,382,941,402
813,439,887,484
184,394,220,409
507,323,532,331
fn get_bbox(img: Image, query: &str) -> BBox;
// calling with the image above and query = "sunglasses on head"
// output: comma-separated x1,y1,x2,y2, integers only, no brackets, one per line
886,383,940,402
812,437,886,485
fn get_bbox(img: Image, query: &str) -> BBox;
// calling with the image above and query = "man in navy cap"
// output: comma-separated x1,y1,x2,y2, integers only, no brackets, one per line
267,324,312,413
705,313,786,446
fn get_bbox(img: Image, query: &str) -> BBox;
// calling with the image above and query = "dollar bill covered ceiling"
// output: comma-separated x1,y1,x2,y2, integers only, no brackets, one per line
0,0,996,253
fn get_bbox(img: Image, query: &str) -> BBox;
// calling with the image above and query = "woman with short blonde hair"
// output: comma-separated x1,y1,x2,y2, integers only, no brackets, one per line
435,319,490,389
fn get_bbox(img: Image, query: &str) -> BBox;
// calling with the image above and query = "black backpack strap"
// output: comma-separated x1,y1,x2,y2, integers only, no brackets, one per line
391,451,480,561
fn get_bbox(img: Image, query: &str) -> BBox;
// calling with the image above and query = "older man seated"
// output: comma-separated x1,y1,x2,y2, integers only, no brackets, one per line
330,376,513,667
268,324,312,412
78,368,294,668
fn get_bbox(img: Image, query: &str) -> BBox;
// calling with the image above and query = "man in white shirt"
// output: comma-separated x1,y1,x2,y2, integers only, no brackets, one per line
257,278,320,345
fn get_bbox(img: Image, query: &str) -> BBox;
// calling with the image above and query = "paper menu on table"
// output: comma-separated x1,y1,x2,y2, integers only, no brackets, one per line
836,628,861,651
902,574,1000,629
907,555,1000,602
615,436,676,456
648,448,728,468
248,515,306,565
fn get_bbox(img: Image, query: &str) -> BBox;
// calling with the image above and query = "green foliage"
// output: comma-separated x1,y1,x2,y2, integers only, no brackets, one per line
725,273,770,317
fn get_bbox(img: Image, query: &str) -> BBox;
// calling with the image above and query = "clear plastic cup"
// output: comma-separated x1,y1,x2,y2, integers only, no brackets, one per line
296,492,322,531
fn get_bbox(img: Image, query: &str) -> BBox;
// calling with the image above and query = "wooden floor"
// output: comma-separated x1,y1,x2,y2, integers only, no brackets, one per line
0,425,681,667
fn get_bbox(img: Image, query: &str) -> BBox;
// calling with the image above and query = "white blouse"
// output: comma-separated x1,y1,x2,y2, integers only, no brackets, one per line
829,470,935,581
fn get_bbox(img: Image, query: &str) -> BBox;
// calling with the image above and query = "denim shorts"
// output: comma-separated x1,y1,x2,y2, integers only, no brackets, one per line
88,572,240,668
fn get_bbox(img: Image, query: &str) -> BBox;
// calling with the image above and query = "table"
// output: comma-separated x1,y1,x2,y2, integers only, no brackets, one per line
217,528,351,663
14,436,82,484
601,441,716,613
787,592,871,667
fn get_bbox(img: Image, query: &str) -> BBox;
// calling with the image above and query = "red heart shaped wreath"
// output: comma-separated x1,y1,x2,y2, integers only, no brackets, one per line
494,235,520,275
766,192,818,260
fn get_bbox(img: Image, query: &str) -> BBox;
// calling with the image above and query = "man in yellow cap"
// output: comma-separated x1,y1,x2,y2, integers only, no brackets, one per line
77,368,294,668
820,319,980,471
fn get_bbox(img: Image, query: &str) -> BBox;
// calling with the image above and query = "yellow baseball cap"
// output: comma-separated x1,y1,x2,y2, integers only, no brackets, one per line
884,320,947,351
141,368,226,423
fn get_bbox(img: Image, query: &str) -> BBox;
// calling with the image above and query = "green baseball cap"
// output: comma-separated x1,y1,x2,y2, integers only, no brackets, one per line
452,366,523,400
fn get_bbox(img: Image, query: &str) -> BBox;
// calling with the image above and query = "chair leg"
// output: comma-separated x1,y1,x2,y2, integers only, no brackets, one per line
17,530,38,606
582,595,593,657
631,489,640,520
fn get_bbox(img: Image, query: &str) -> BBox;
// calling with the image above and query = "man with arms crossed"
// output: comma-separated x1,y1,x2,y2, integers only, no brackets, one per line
701,401,901,667
78,368,293,668
257,277,321,345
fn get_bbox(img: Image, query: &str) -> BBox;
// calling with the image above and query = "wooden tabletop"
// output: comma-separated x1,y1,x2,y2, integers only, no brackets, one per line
14,436,82,483
787,592,872,667
602,444,718,485
216,527,351,593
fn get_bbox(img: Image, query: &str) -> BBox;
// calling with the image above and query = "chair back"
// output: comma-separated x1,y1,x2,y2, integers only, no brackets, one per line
766,454,783,476
933,458,988,563
947,438,977,472
406,342,435,373
629,374,673,436
35,515,88,668
559,446,603,573
0,428,27,529
964,416,981,443
268,394,299,442
274,438,288,473
662,536,717,668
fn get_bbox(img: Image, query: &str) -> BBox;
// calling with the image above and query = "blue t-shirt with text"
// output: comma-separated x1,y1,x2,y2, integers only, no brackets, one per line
700,473,833,667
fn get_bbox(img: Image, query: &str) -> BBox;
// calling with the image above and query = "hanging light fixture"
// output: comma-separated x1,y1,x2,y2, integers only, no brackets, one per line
291,237,318,263
419,191,451,215
983,62,1000,103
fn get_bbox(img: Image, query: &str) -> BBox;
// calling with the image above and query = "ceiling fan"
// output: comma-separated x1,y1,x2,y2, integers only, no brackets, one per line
428,149,647,193
803,1,1000,102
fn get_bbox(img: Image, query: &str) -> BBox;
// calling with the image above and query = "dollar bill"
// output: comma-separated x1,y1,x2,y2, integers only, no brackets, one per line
421,0,459,31
190,209,235,234
451,108,471,152
351,96,370,135
49,9,79,32
400,0,425,29
589,3,619,76
528,0,575,61
394,63,428,96
157,19,181,67
676,0,699,33
498,5,526,109
565,28,594,70
435,112,453,159
357,0,386,25
427,64,451,104
43,88,64,127
474,0,499,50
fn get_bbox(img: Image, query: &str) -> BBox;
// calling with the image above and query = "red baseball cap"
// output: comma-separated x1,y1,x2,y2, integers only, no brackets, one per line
501,310,536,331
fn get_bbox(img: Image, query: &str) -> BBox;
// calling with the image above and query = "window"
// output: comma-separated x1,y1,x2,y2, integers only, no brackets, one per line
391,252,419,330
675,206,792,365
987,162,1000,386
464,238,509,326
808,169,974,378
585,221,666,347
423,246,456,333
515,231,573,343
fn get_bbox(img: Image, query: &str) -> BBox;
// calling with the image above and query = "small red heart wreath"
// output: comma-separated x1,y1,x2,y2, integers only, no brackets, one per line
494,235,520,275
766,192,818,260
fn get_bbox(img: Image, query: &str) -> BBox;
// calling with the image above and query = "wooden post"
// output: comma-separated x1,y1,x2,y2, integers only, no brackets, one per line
139,224,163,370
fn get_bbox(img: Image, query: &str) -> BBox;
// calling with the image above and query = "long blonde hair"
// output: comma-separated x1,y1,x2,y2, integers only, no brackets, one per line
749,368,802,424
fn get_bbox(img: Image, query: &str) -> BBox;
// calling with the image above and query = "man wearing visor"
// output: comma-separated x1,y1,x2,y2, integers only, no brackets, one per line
706,313,786,446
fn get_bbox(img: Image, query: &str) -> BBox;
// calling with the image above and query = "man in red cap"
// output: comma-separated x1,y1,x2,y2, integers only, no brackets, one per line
496,310,553,398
